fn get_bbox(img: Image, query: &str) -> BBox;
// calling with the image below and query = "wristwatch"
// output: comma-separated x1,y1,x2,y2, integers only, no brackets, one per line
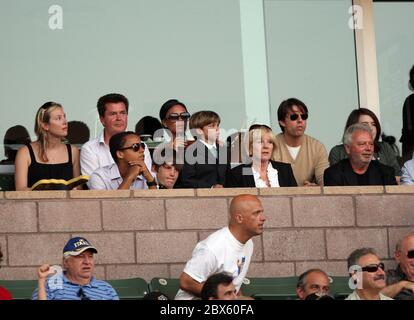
146,179,157,187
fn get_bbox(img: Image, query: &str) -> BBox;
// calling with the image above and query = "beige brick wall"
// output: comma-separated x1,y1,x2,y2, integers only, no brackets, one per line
0,186,413,281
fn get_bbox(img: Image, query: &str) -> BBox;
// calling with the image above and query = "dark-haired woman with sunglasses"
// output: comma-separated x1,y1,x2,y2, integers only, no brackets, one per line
14,102,81,191
329,108,401,183
88,131,156,190
158,99,193,151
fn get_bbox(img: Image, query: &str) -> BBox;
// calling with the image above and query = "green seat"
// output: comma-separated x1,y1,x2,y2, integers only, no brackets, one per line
0,280,37,300
149,278,180,299
107,278,149,300
241,277,298,300
0,174,15,191
330,276,352,299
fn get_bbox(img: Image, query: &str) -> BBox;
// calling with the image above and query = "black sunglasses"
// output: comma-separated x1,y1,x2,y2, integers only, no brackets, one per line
77,288,90,300
289,113,308,121
167,112,190,121
119,142,145,152
361,262,385,273
407,250,414,259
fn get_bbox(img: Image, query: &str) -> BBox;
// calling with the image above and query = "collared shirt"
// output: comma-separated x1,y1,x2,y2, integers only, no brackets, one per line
345,290,393,300
88,163,153,190
31,274,119,300
251,162,280,188
80,130,153,178
199,139,217,158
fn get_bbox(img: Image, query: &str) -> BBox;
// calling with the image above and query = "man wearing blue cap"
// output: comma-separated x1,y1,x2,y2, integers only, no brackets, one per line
32,237,118,300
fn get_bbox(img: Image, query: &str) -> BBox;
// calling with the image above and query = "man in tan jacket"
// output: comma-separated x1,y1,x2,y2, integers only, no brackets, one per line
272,97,329,186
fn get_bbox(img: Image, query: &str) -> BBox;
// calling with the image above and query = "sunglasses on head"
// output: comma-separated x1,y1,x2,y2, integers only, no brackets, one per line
407,250,414,259
119,142,145,152
167,112,190,121
361,262,385,273
77,288,90,300
288,113,308,121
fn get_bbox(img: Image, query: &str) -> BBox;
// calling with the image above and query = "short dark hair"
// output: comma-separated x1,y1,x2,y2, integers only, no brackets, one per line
347,247,377,270
0,244,3,265
296,268,328,289
189,110,220,130
410,65,414,90
159,99,187,121
97,93,129,118
109,131,137,163
201,272,234,300
277,98,308,132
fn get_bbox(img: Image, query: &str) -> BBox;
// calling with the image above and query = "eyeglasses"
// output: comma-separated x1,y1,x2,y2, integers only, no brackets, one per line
166,112,190,121
361,262,385,273
288,113,308,121
119,142,145,152
407,250,414,259
77,288,90,300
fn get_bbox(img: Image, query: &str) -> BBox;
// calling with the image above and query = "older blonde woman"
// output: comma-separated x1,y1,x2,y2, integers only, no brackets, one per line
14,102,80,190
225,125,297,188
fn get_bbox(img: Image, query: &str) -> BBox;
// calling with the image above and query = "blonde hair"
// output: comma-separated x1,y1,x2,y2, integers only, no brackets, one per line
248,125,276,157
34,102,64,162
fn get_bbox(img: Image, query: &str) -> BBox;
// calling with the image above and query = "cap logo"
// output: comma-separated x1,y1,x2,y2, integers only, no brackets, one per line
74,239,90,248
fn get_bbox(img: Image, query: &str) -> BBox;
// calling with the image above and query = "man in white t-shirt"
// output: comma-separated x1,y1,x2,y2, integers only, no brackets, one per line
175,194,266,300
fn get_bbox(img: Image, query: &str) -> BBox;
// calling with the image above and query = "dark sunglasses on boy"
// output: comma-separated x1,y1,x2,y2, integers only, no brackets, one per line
361,262,385,273
289,113,308,121
167,112,191,121
119,142,145,152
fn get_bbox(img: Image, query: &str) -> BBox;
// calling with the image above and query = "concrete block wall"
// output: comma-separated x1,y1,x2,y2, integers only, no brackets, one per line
1,186,414,281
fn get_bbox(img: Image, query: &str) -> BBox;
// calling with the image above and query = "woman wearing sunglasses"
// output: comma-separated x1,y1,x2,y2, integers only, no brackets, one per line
225,125,297,188
14,102,81,191
88,131,156,190
158,99,192,151
329,108,401,183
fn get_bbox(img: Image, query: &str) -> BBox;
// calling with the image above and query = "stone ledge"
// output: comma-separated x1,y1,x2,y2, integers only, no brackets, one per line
133,189,195,198
260,186,321,196
0,192,4,199
69,190,131,198
385,185,414,194
5,191,67,199
323,186,384,194
196,187,258,197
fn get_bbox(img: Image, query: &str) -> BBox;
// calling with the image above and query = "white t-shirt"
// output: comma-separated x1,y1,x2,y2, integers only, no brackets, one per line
175,226,254,300
286,145,301,160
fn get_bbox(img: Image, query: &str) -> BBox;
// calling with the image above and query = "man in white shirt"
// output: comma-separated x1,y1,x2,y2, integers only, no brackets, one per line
175,194,266,300
80,93,152,182
346,248,393,300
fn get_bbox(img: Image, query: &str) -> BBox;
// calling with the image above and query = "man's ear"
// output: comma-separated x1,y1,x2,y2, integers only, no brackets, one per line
296,287,305,300
99,116,105,127
279,120,286,130
344,144,351,155
395,250,402,263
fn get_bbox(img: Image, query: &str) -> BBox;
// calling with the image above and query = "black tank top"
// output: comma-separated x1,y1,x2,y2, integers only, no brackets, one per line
27,144,73,188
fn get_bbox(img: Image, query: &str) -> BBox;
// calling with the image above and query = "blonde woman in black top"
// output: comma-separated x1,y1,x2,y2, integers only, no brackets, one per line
15,102,80,190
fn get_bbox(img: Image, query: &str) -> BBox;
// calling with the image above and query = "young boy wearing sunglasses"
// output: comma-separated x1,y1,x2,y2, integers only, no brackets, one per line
88,131,156,190
346,248,392,300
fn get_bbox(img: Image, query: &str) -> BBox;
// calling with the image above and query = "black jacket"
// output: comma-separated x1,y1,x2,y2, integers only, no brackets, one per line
225,160,297,188
177,140,227,188
324,159,397,186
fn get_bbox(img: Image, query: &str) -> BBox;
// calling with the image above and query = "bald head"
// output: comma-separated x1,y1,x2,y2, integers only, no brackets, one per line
395,233,414,281
229,194,261,223
228,195,265,243
397,234,414,252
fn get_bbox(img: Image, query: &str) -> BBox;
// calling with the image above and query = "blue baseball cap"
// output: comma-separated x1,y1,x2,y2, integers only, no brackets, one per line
63,237,98,257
